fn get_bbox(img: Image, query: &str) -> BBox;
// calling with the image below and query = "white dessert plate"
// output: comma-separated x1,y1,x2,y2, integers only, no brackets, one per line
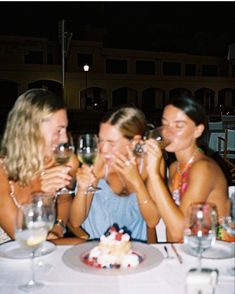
0,241,56,259
181,240,234,259
63,241,164,275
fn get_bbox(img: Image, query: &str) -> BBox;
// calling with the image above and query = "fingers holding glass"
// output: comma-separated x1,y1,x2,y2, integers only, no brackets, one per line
40,166,72,194
53,138,75,195
77,133,101,193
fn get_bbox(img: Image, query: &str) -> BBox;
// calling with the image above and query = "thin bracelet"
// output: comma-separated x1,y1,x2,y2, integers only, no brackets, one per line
77,189,88,196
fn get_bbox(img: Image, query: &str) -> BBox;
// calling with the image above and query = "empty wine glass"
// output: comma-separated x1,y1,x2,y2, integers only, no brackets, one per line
32,192,56,271
184,203,217,272
53,133,75,195
134,126,172,158
146,126,172,149
15,203,49,292
77,133,101,193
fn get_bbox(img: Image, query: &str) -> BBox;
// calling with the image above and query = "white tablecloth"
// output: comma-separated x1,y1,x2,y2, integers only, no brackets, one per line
0,242,234,294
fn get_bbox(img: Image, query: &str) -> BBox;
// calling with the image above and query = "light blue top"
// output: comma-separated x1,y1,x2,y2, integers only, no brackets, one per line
81,179,147,242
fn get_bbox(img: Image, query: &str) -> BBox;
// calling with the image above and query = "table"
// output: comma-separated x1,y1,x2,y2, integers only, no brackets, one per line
0,243,234,294
209,131,225,152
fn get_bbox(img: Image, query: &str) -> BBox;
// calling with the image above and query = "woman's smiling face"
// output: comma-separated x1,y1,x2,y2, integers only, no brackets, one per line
98,122,131,163
40,109,68,157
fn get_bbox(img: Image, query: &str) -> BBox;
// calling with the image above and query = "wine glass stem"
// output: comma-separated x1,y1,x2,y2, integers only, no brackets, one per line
198,250,202,272
28,249,37,285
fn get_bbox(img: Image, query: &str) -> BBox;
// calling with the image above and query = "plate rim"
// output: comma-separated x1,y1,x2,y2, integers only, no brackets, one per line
180,240,234,259
0,240,56,259
62,241,164,276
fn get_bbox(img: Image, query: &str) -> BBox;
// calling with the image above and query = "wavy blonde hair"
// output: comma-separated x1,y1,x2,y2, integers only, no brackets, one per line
101,106,147,139
1,88,66,185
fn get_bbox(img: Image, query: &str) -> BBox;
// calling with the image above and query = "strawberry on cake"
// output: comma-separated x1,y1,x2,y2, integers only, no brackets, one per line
84,225,142,269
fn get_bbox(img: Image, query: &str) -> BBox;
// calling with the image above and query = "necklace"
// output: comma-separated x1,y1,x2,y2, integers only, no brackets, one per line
176,150,198,176
176,156,194,176
9,181,24,209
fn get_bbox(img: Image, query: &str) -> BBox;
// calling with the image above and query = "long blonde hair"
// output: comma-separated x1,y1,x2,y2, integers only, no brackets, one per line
1,88,66,185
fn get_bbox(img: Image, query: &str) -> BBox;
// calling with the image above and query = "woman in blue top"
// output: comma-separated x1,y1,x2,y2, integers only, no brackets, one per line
70,107,164,241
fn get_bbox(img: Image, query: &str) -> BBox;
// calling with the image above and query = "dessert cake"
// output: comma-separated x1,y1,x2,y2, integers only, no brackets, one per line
83,225,143,269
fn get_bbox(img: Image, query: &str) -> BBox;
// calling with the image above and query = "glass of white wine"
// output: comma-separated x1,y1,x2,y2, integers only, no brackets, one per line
184,202,217,272
53,133,75,195
77,133,101,193
32,192,56,271
15,203,49,292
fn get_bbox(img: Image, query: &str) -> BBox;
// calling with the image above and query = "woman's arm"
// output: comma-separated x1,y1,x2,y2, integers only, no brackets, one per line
146,139,221,242
69,164,97,228
113,148,160,227
47,153,79,239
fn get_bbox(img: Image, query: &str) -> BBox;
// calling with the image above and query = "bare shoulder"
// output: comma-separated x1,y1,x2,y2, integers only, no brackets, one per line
190,156,227,190
191,156,224,175
0,163,8,185
0,165,10,207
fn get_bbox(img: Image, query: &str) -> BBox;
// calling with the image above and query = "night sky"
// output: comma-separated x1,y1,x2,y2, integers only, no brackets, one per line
0,1,235,57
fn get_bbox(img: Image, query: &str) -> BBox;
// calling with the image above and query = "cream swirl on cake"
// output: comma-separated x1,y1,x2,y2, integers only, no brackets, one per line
84,225,142,269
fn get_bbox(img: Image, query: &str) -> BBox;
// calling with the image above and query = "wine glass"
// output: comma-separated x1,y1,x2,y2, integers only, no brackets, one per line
220,194,235,275
133,126,172,158
15,203,49,292
77,133,101,193
32,192,56,271
146,126,172,150
184,203,217,272
53,133,75,195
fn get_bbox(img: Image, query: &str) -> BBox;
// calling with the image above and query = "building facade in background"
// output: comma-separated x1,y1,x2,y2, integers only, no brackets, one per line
0,35,234,132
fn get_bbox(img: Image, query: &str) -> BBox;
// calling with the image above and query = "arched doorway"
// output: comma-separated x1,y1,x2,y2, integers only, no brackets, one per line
0,79,19,133
169,88,192,99
112,87,138,108
218,88,235,114
195,88,215,113
80,87,108,112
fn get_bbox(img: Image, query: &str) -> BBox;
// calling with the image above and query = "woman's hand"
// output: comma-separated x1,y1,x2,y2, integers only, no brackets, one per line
113,146,142,189
76,164,97,192
40,165,72,194
145,138,163,175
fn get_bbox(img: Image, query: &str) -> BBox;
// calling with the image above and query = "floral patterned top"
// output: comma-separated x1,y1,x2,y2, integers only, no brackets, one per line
171,162,192,206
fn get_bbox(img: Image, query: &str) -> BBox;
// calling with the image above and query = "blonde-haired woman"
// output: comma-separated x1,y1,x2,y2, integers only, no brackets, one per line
0,88,78,244
70,107,164,242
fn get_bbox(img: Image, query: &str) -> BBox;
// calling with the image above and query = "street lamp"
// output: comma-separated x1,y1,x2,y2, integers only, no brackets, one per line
83,64,89,107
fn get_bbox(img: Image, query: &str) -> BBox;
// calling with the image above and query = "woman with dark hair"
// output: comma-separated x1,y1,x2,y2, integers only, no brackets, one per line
70,107,163,242
146,96,229,242
0,88,78,244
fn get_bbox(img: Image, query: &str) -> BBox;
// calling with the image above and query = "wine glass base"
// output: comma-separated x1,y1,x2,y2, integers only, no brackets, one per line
19,280,44,292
